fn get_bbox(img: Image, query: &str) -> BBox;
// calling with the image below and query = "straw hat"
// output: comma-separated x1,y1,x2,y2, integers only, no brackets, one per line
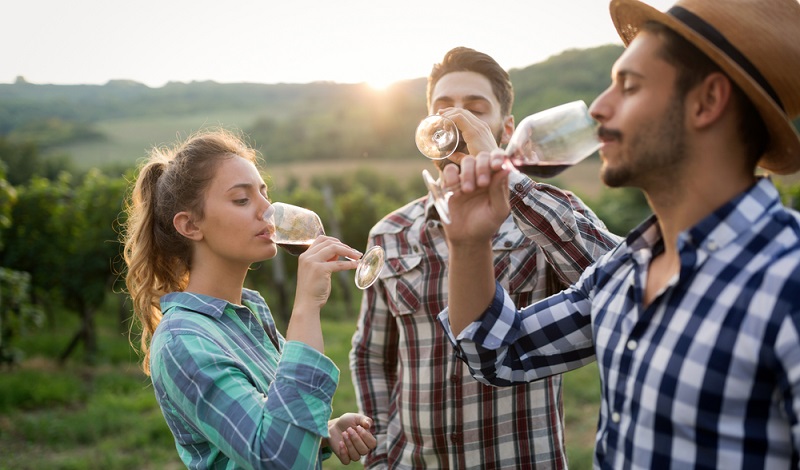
608,0,800,174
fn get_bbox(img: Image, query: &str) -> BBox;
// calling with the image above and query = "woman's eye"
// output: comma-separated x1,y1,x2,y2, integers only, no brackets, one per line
234,199,248,206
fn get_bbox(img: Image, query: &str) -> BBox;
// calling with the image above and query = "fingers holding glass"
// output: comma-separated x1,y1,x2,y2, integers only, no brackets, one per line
268,202,385,289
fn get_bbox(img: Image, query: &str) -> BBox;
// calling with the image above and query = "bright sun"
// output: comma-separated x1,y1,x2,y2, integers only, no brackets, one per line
365,77,394,91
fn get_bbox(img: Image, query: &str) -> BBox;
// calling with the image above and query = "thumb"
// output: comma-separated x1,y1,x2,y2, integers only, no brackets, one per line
489,169,510,209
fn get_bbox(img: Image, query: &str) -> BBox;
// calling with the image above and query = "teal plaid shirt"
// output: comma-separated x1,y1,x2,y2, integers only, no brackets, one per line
150,288,339,469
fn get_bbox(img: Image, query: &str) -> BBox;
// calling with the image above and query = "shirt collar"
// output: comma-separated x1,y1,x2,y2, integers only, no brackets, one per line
683,177,780,253
160,288,265,320
622,177,781,256
423,194,442,222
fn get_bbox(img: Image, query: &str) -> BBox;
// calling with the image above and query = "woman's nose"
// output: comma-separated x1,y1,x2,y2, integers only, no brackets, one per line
261,203,275,221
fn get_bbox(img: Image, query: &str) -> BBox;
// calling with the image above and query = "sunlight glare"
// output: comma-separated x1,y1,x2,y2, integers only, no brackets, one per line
365,76,395,91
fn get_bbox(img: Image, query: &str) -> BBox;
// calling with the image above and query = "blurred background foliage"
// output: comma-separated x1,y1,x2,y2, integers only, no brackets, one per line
1,44,799,469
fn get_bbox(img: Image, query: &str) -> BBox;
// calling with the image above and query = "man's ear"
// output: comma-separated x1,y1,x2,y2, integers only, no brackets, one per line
173,211,203,241
689,72,732,130
500,114,515,146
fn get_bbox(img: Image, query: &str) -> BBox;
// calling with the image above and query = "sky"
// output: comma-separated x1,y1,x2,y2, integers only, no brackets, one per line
3,0,676,89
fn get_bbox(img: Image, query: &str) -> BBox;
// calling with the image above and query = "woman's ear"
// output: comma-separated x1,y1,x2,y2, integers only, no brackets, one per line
173,211,203,241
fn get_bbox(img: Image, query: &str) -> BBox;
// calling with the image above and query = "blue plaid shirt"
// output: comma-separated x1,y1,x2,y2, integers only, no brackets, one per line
439,178,800,469
150,289,338,469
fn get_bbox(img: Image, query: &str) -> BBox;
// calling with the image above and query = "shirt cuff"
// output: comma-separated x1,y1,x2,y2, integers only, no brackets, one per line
438,281,519,350
268,341,340,437
509,175,579,244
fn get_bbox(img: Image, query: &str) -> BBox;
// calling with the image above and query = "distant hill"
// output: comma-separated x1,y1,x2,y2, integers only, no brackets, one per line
0,45,625,170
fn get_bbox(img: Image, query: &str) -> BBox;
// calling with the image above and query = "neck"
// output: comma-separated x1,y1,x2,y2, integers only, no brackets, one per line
644,155,755,252
185,258,249,305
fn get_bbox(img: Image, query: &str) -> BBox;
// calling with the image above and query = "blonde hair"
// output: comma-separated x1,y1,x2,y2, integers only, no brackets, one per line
121,129,258,374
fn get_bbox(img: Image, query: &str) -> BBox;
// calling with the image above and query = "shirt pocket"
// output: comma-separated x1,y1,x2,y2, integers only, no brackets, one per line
492,234,541,301
378,255,422,317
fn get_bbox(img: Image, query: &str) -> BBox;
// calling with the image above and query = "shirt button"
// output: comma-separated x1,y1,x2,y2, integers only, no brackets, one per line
427,220,436,229
627,340,637,351
504,240,512,248
412,245,420,253
450,375,459,384
707,240,719,251
611,412,621,423
514,183,525,192
451,433,462,444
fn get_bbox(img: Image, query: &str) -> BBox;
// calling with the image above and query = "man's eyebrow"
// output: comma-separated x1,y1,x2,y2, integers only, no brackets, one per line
432,94,492,104
613,68,646,80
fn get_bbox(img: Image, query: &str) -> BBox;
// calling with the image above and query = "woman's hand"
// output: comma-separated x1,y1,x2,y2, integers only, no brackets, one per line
325,413,377,465
294,236,361,310
286,236,360,351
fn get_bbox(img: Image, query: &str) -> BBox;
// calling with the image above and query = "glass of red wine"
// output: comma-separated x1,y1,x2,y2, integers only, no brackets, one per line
266,202,385,289
420,100,600,224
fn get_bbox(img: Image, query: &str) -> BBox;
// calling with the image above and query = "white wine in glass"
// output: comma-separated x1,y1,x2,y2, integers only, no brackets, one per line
266,202,385,290
420,100,600,224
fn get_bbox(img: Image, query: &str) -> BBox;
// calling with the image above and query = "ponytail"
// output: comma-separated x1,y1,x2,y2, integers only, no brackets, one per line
121,129,257,374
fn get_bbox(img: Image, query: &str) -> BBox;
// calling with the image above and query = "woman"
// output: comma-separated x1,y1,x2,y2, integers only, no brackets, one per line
121,129,375,468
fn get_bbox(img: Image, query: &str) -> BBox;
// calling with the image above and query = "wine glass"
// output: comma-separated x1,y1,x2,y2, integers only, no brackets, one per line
420,100,600,224
415,114,467,160
265,202,385,289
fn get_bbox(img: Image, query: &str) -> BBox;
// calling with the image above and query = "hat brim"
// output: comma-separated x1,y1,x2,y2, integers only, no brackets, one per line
609,0,800,174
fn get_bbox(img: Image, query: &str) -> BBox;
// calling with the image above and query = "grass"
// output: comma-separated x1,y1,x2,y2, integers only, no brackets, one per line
0,298,601,470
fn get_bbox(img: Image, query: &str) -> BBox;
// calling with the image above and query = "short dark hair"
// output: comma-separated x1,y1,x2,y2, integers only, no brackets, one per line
427,47,514,116
642,21,769,167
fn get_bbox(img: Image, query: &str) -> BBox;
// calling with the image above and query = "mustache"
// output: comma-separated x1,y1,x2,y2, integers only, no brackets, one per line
598,126,623,141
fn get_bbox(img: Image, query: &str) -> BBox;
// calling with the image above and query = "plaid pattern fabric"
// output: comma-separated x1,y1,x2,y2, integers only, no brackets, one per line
150,288,339,469
440,178,800,469
351,173,620,469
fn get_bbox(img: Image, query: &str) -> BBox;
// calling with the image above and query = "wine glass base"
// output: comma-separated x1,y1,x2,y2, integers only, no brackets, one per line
354,245,385,289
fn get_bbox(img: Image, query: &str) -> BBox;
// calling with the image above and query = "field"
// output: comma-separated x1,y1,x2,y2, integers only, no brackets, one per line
0,298,601,470
54,110,268,171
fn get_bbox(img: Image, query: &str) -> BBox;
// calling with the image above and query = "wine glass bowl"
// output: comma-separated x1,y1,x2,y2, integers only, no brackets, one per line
415,114,463,160
267,202,384,289
506,100,601,178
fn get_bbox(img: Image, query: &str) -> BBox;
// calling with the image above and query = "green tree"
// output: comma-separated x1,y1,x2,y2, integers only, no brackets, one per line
0,169,126,364
0,164,44,366
58,169,127,363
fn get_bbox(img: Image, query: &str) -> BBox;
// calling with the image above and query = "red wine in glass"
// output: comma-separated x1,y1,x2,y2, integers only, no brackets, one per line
268,202,385,289
510,159,572,178
276,241,313,256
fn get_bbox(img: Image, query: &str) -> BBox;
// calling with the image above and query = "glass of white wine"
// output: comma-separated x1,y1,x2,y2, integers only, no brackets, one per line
419,100,600,224
265,202,384,290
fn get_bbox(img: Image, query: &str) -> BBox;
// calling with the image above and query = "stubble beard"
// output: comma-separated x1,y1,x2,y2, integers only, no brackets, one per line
601,98,687,191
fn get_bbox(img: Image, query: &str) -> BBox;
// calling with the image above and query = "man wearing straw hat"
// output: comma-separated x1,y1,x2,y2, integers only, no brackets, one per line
436,0,800,467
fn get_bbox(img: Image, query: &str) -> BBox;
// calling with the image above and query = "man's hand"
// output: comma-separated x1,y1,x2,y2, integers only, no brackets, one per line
441,149,511,246
439,108,500,157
